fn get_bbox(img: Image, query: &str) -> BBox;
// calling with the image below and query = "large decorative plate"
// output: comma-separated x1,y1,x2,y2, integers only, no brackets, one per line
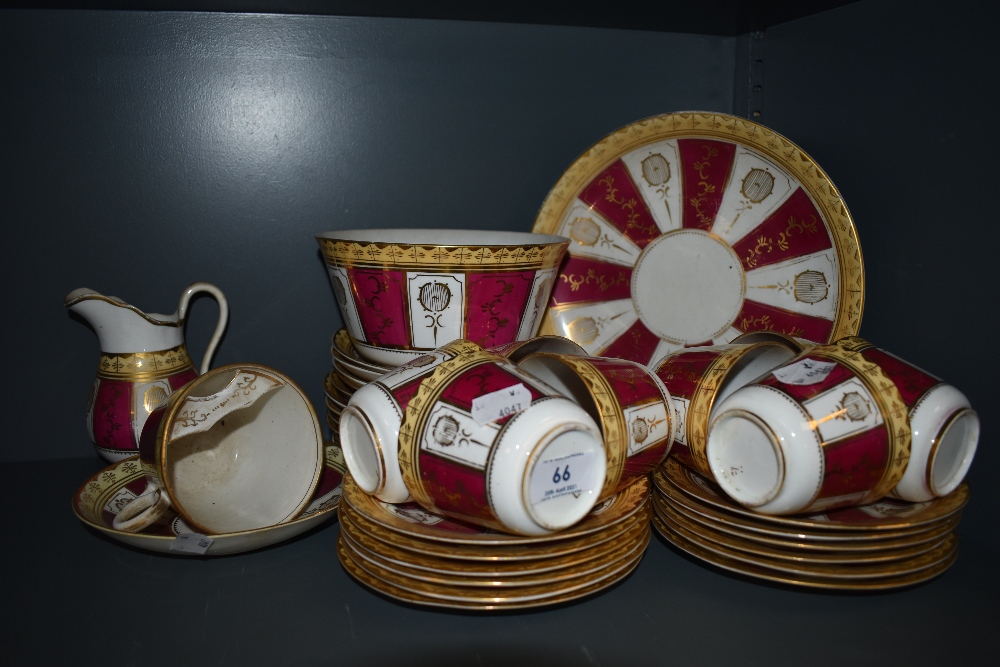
533,112,863,364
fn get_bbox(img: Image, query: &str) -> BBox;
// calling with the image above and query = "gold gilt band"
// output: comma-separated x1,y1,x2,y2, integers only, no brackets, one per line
318,237,568,272
97,344,194,380
396,341,502,514
685,346,752,476
532,354,627,499
810,336,912,505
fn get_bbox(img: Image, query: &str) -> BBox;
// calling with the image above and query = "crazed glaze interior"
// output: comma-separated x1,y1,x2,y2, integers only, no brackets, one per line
165,368,322,534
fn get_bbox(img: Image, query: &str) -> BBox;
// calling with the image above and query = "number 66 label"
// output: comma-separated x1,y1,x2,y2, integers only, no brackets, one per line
528,450,598,505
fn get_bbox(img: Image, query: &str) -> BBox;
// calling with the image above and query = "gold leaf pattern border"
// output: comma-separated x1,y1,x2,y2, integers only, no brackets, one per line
97,344,193,380
318,238,568,271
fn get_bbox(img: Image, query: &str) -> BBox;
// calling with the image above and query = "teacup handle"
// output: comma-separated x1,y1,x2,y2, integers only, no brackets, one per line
111,484,173,533
177,282,229,374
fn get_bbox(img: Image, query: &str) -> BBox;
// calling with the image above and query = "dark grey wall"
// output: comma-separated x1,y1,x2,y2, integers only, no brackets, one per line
763,0,1000,549
1,11,735,462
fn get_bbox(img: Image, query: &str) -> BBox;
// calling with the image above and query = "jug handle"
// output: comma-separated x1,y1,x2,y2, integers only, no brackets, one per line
177,282,229,375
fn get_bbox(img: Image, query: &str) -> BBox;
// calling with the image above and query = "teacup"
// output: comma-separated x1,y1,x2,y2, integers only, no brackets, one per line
340,339,492,503
705,337,977,514
112,364,325,534
397,348,606,534
516,353,674,499
650,341,798,476
317,229,569,367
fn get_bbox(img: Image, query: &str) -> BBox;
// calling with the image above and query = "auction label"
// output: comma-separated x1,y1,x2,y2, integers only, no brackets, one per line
170,532,214,555
529,450,598,505
471,383,532,425
772,358,838,386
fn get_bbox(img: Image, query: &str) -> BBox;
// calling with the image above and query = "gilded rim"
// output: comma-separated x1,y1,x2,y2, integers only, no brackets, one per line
659,458,969,531
339,405,386,495
926,407,978,497
533,111,864,344
343,472,649,546
317,232,568,272
337,535,644,610
651,513,958,590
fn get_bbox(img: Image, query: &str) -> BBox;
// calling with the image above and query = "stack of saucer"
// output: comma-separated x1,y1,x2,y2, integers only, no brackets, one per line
326,329,390,437
337,474,652,610
652,459,968,590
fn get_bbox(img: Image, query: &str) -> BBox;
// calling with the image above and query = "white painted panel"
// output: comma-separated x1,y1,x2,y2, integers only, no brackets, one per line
745,249,840,320
556,201,641,267
407,272,466,349
623,401,672,456
546,299,639,356
802,377,884,444
420,403,500,470
619,139,683,234
131,379,173,448
516,268,558,340
328,266,367,342
672,396,690,446
713,150,795,244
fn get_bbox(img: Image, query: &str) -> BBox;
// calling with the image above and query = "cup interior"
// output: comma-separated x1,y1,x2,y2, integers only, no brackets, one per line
713,343,797,410
929,408,979,496
517,355,600,422
339,406,384,494
165,368,322,534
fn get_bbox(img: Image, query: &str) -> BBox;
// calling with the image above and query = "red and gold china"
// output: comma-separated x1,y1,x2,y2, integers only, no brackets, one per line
651,340,797,476
317,229,569,367
706,337,977,514
396,349,607,534
532,111,863,365
65,283,228,463
517,353,674,498
72,444,345,556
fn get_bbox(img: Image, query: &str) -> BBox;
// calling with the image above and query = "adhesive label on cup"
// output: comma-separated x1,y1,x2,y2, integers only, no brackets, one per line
772,358,838,386
529,450,598,505
169,533,214,555
471,383,532,425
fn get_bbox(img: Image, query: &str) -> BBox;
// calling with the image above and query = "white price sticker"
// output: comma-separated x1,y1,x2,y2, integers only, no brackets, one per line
772,358,838,386
169,532,214,555
470,383,532,425
529,450,598,505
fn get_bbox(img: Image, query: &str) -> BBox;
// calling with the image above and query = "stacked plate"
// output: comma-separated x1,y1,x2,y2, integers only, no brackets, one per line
326,329,390,437
652,459,968,590
337,474,652,610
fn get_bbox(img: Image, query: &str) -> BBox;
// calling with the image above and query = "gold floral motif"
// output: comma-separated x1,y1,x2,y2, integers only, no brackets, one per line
558,268,629,293
533,112,864,342
97,344,193,380
744,214,819,268
318,238,567,271
736,314,805,339
599,175,658,240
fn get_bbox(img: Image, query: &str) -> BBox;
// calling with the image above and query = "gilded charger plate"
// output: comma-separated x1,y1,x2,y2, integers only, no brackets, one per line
533,111,863,364
656,492,958,553
651,512,957,590
72,445,346,556
338,533,645,605
341,517,650,587
657,459,969,531
338,538,642,611
339,501,650,562
342,472,649,546
324,371,354,403
653,494,950,565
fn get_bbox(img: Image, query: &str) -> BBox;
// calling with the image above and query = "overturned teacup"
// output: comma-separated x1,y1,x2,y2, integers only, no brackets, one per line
113,364,324,534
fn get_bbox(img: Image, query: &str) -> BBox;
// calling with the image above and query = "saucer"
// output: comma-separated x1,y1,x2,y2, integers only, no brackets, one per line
72,444,346,556
338,537,643,610
339,501,650,562
342,473,649,545
658,459,969,531
341,517,650,587
532,111,863,364
652,512,957,590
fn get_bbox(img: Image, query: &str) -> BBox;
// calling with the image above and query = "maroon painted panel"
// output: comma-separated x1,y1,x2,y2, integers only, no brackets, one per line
732,188,833,272
817,426,891,501
678,139,738,231
860,347,942,407
587,357,664,405
550,255,633,306
347,268,410,347
417,452,494,526
577,160,662,249
755,358,856,402
465,270,535,347
598,319,662,364
734,299,834,343
92,380,135,452
653,350,722,401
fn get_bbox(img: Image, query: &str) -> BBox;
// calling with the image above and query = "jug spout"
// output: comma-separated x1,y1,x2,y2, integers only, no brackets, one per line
65,288,184,354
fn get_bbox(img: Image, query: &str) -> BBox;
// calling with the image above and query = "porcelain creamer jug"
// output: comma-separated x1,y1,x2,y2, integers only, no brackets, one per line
65,283,228,462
